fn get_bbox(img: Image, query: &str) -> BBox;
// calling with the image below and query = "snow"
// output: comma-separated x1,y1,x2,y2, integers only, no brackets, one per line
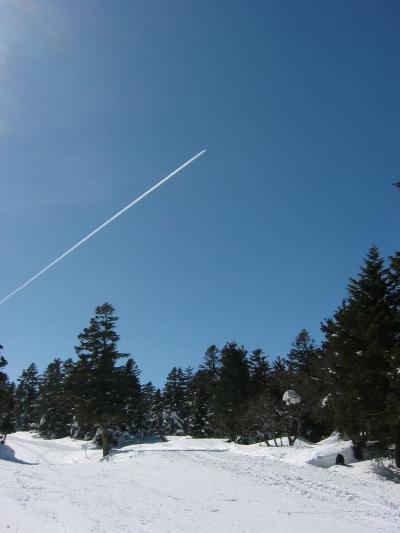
282,389,301,405
1,432,399,532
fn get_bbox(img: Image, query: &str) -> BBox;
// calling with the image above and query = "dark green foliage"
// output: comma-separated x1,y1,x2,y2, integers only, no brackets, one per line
141,382,157,434
0,352,15,436
288,329,317,375
287,330,328,441
162,366,195,433
188,371,213,437
200,345,220,383
71,303,131,436
215,342,250,439
147,388,167,436
120,357,143,433
163,367,188,416
37,358,71,438
321,246,394,457
15,363,40,430
386,251,400,466
249,348,270,397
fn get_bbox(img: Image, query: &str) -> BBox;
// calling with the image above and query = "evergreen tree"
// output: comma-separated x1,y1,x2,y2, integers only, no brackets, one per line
386,251,400,466
188,371,213,437
215,342,250,439
37,358,70,438
287,330,326,441
163,366,194,433
148,388,168,437
236,348,272,443
190,345,221,432
0,348,15,439
200,345,220,383
163,367,189,423
249,348,270,397
119,357,142,434
262,356,290,444
141,381,157,435
15,363,40,430
321,246,393,458
71,303,129,453
287,329,317,375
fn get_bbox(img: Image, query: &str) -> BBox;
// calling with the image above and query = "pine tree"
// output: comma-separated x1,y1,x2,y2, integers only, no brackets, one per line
15,363,40,430
249,348,270,397
321,246,393,458
163,367,193,433
141,381,157,435
200,345,220,383
148,388,167,437
119,357,142,434
163,367,190,427
188,371,213,437
37,358,70,438
287,329,317,375
386,251,400,466
190,345,221,432
0,348,15,439
238,349,272,443
71,303,129,454
215,342,250,439
264,357,290,444
286,330,325,441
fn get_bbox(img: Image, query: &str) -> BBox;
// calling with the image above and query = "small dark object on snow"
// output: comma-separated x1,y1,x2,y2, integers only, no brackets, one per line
335,453,345,465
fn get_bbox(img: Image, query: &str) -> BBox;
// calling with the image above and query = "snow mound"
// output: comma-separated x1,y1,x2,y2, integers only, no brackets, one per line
306,438,355,468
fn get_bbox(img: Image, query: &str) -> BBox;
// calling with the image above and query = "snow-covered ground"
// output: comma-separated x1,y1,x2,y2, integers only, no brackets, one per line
1,432,399,532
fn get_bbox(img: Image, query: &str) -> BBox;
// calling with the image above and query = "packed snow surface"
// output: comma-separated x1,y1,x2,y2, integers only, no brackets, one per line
1,432,399,532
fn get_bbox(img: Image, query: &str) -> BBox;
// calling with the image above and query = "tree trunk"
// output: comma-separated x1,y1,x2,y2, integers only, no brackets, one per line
102,429,110,457
352,438,366,460
263,434,271,446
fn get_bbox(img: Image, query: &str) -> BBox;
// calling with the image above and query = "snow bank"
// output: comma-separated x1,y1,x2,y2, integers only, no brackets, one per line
4,431,355,469
224,433,355,468
5,431,356,469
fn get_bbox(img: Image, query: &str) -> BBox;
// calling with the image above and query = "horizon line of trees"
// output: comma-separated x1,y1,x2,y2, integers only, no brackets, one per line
0,244,399,464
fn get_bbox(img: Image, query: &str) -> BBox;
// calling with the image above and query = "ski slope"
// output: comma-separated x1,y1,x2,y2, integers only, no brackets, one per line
1,432,399,532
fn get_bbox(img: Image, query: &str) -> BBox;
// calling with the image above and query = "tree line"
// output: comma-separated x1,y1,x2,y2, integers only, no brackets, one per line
0,245,399,464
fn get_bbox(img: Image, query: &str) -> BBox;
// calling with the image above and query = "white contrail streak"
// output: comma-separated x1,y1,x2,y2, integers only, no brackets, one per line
0,149,206,306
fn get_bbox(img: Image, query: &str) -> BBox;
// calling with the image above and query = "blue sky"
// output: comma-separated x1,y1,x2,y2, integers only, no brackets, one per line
1,0,399,386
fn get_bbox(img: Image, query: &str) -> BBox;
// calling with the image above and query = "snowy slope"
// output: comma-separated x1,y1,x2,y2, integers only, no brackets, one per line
0,433,399,532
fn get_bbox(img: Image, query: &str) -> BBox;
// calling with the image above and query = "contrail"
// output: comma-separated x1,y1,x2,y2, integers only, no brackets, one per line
0,149,206,306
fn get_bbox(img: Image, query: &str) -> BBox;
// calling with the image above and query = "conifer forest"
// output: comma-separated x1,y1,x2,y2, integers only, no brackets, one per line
1,245,400,465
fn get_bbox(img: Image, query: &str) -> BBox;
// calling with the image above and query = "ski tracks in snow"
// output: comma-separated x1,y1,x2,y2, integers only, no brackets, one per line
187,449,400,531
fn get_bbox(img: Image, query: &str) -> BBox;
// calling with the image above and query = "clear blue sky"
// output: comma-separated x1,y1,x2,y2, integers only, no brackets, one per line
1,0,399,386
